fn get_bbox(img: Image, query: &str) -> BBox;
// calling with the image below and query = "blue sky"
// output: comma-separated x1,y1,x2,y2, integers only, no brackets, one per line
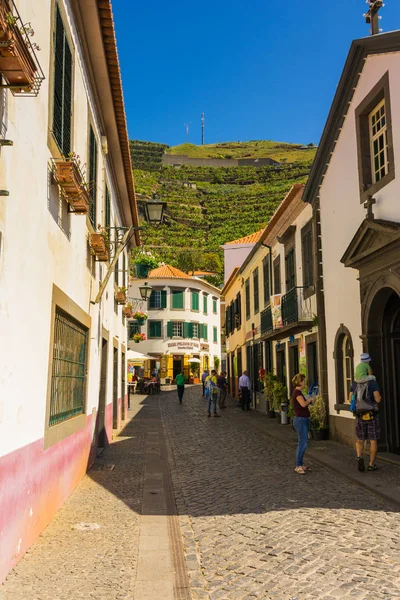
112,0,400,147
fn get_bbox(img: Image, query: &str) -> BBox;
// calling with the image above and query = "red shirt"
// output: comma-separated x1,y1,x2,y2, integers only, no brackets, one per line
292,388,310,418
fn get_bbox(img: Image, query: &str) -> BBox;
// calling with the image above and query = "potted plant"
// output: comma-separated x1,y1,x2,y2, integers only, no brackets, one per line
90,228,110,261
132,332,146,344
189,361,200,384
214,356,220,373
309,395,329,440
264,371,278,417
272,381,288,424
52,154,91,214
133,310,148,326
115,287,127,305
123,303,132,318
131,251,159,279
287,400,295,424
0,10,38,92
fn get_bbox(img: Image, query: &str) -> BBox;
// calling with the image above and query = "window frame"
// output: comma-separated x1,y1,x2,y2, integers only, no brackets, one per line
273,256,281,295
245,278,251,320
88,124,98,228
301,220,315,299
51,3,73,158
369,99,389,185
44,285,91,449
192,322,199,339
355,71,395,202
263,254,271,307
213,326,218,343
191,290,200,312
212,298,217,314
172,321,184,337
253,267,259,315
203,293,208,315
333,324,354,411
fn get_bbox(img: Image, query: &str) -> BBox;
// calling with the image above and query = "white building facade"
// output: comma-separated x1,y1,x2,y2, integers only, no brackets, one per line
0,0,138,581
304,32,400,454
128,265,222,381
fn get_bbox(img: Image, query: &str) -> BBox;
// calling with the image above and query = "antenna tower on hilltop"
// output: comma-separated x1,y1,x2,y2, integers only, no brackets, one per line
364,0,384,35
201,113,205,146
184,122,191,143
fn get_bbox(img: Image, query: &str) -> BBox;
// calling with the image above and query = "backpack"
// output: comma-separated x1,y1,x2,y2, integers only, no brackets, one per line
355,381,378,414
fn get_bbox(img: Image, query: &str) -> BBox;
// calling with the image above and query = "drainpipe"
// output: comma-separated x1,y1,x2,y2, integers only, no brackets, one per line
313,197,329,407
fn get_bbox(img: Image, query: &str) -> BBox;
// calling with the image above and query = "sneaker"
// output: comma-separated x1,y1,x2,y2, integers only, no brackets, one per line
357,457,365,472
214,413,221,417
367,464,378,471
207,413,211,417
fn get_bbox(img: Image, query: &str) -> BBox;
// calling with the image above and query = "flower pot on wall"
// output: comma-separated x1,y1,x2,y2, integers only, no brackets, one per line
134,263,150,278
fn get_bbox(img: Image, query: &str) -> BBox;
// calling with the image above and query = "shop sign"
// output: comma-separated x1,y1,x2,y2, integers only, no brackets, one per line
200,343,209,351
245,325,261,340
167,341,200,350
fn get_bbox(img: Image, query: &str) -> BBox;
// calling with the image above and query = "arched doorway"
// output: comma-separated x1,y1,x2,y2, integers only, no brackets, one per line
367,287,400,454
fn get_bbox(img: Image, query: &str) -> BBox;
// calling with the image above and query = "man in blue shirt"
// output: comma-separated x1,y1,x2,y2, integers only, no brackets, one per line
239,371,251,411
349,353,382,472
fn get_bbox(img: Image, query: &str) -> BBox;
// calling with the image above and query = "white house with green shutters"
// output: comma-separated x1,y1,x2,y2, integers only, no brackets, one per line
128,265,222,382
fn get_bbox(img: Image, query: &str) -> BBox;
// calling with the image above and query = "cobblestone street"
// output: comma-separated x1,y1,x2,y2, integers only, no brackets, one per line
2,387,400,600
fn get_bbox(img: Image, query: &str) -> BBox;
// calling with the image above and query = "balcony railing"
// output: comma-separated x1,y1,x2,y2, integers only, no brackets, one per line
282,287,313,326
261,304,273,335
261,287,313,337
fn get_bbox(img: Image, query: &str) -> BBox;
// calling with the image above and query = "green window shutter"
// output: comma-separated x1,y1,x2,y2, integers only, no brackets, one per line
183,322,189,338
191,291,199,311
161,290,167,309
204,324,208,341
198,324,204,339
172,290,184,309
149,321,162,338
53,6,72,157
114,257,119,286
89,126,98,227
167,321,174,338
105,186,111,229
203,295,208,314
188,323,194,338
213,299,217,313
213,327,218,343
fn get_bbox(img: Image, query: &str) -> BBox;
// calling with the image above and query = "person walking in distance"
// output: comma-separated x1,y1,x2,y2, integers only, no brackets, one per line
350,353,382,472
292,373,316,475
239,370,251,411
202,370,209,397
206,370,220,417
176,370,186,404
218,371,228,409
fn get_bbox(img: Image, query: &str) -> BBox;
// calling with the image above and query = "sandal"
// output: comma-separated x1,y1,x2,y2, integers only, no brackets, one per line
367,464,378,471
302,465,312,471
295,466,306,475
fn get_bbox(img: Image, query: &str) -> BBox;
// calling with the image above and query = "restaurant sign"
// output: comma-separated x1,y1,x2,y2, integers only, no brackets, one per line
167,341,200,350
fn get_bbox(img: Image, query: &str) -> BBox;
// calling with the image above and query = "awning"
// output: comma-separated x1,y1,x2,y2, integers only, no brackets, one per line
127,350,154,361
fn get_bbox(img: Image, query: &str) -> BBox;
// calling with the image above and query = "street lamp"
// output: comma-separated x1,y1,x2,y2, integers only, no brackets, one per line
143,194,166,225
139,282,152,301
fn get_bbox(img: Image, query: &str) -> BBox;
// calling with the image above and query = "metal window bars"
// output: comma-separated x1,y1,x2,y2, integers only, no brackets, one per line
50,307,88,426
0,0,45,96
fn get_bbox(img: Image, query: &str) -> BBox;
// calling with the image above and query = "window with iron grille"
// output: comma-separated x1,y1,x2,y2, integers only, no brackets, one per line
105,185,111,229
149,290,167,309
245,278,250,320
192,323,199,338
128,321,140,339
253,268,259,314
49,307,88,426
52,5,72,157
88,125,98,227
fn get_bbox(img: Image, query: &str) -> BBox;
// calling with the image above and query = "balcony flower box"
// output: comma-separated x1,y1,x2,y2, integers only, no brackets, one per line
52,156,91,215
133,332,146,344
0,8,37,92
115,287,127,305
90,232,109,261
133,311,148,326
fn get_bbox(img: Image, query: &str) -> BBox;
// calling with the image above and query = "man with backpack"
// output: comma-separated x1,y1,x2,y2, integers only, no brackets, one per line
349,353,382,472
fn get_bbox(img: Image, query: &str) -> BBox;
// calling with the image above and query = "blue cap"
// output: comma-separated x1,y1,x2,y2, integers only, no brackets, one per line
360,353,371,363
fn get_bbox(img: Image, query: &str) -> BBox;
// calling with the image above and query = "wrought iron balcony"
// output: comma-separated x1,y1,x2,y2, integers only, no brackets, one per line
282,287,313,326
261,304,273,335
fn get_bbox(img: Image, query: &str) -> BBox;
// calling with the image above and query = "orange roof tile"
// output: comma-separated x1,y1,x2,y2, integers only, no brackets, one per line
148,265,192,279
193,270,217,276
225,230,263,245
